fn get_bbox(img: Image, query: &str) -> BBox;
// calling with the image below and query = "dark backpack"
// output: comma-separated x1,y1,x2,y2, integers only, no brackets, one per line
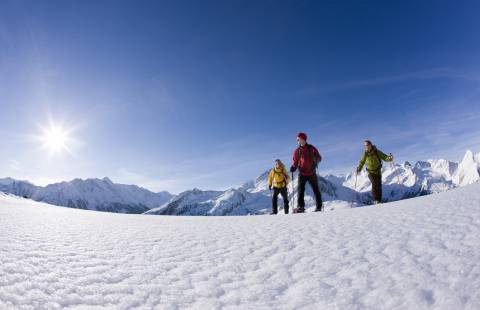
297,144,318,171
297,144,316,161
365,147,382,171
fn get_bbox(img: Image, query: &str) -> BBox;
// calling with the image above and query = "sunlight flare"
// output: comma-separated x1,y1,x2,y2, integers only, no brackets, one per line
39,123,72,155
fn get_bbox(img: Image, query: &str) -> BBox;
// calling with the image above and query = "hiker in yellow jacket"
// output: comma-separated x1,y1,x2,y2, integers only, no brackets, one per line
268,159,291,214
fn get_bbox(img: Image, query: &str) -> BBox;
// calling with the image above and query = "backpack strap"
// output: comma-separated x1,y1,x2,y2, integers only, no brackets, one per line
298,145,315,160
274,169,289,181
365,147,383,172
273,170,287,187
297,144,318,172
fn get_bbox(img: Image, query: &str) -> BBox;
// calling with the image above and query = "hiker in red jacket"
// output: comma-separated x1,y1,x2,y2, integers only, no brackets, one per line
290,132,323,213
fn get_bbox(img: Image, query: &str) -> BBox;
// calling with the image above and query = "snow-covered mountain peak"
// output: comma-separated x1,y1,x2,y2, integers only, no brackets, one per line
0,177,32,186
102,177,114,184
190,188,204,195
414,160,431,170
452,150,480,186
255,170,270,185
462,149,476,163
0,177,17,186
0,177,173,213
176,188,214,199
244,169,270,193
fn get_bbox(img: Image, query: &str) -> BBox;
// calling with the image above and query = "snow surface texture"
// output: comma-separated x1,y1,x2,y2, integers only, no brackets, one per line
1,182,480,309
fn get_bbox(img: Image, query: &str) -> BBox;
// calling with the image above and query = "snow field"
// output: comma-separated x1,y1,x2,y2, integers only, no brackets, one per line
1,183,480,309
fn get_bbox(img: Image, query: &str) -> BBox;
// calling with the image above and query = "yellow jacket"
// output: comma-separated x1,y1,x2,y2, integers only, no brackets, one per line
268,165,290,188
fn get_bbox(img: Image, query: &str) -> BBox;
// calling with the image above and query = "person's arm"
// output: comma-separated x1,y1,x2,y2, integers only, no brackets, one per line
312,146,322,164
377,149,393,162
267,170,274,188
283,167,291,183
357,153,367,172
291,148,299,172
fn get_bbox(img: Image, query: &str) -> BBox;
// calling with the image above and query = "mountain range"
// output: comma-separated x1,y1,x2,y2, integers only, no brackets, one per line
1,150,479,215
0,177,172,213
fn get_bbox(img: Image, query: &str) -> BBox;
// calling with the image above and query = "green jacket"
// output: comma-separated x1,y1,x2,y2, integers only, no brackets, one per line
357,146,393,175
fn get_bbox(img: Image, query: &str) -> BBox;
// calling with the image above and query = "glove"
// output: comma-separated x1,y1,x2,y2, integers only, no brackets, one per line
290,166,297,173
268,185,272,190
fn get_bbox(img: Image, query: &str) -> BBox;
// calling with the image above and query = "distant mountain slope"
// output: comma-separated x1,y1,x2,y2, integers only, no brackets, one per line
0,177,172,213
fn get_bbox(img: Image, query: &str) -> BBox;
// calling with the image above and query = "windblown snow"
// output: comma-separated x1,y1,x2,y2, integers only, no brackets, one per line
1,182,479,309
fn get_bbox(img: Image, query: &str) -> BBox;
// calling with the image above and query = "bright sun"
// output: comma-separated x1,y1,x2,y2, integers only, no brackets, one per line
40,123,71,154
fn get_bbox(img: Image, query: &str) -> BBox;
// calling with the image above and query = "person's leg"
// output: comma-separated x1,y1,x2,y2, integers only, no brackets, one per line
367,173,376,203
272,188,280,214
297,175,307,212
307,175,323,211
280,187,289,214
368,173,381,203
377,174,383,202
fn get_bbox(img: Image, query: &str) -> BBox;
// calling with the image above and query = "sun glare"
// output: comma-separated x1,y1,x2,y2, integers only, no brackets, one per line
40,123,71,154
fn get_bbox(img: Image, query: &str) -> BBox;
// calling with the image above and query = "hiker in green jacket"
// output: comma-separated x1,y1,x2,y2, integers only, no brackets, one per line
357,140,393,204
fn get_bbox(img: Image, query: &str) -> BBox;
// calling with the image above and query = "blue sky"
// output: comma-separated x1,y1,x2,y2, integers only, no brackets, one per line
1,0,480,193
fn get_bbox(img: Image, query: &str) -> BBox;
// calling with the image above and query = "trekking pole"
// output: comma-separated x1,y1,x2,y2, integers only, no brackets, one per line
286,180,290,215
270,188,274,213
389,154,404,199
291,171,295,214
351,171,358,208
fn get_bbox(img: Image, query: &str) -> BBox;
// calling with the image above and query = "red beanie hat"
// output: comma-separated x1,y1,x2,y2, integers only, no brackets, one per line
297,132,307,141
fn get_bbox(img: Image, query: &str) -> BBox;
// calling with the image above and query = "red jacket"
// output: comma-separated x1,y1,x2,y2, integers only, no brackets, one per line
292,144,321,176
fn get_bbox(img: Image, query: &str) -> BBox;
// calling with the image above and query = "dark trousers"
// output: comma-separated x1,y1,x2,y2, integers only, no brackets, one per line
298,174,323,211
272,187,289,214
368,173,382,202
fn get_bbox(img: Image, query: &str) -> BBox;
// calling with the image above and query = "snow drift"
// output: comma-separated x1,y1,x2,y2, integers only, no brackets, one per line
1,182,479,309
